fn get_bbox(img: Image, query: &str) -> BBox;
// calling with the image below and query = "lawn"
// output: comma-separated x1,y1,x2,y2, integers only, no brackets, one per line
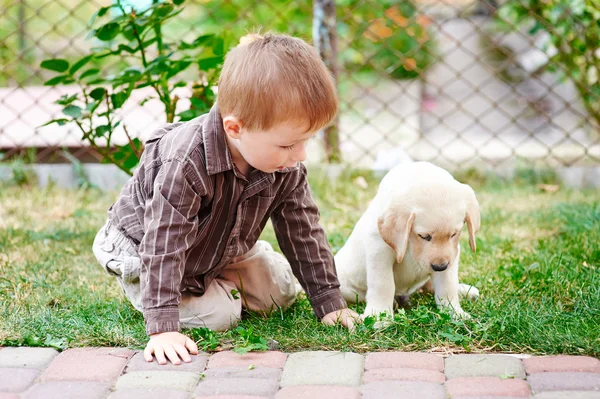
0,167,598,356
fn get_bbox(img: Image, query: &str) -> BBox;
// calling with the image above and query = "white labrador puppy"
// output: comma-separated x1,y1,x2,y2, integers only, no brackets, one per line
335,162,480,321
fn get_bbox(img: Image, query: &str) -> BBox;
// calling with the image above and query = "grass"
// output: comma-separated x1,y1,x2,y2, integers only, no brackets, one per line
0,166,599,356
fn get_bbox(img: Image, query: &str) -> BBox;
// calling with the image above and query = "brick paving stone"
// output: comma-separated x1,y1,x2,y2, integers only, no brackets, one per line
40,348,133,382
125,351,208,373
0,393,19,399
362,381,446,399
194,377,279,397
0,368,40,393
280,351,363,387
203,366,282,379
445,354,526,379
533,392,600,399
0,348,59,370
22,382,112,399
362,368,445,384
115,371,200,391
207,351,287,369
528,372,600,392
453,397,529,399
275,385,361,399
524,357,600,374
107,388,191,399
445,376,531,397
365,352,444,371
194,396,269,399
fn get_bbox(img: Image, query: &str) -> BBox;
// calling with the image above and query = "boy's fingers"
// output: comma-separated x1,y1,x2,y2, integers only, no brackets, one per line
154,347,168,365
185,338,199,355
143,345,154,362
164,346,181,365
173,344,192,363
321,314,335,326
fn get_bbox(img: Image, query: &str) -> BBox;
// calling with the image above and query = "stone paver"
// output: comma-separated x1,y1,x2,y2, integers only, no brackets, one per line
445,376,531,397
203,366,282,379
125,351,208,373
194,377,279,397
363,368,445,384
0,348,59,370
107,388,190,399
40,348,133,382
207,351,287,369
528,372,600,392
275,385,361,399
365,352,444,371
445,354,526,379
533,392,600,399
114,371,200,391
280,351,363,387
524,356,600,374
22,382,112,399
362,381,446,399
0,347,599,398
0,368,39,393
195,396,269,399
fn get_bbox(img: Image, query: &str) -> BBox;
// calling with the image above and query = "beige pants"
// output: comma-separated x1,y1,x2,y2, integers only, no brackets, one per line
92,220,299,331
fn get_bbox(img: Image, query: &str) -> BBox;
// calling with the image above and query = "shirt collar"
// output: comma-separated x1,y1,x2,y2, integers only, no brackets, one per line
203,103,236,176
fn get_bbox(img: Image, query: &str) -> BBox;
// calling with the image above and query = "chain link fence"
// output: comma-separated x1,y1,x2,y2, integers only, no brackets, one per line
1,0,598,170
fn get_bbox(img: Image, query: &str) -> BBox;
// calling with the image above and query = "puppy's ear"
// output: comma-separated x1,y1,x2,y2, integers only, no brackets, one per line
378,207,415,263
462,184,480,252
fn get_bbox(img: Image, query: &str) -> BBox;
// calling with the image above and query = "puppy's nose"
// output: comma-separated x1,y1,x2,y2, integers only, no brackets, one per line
431,262,449,272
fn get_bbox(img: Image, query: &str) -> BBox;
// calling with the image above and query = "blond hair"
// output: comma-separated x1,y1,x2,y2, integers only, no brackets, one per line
217,32,338,132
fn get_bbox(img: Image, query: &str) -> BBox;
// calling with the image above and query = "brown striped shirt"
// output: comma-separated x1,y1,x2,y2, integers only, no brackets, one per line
107,105,347,335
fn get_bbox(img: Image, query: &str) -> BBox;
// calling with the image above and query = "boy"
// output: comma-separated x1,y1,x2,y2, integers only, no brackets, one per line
92,33,358,366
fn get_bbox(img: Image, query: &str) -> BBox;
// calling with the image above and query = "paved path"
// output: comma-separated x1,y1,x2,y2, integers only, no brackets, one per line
0,347,599,398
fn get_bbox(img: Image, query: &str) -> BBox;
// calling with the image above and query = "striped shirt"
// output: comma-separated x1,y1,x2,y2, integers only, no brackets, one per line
107,104,347,335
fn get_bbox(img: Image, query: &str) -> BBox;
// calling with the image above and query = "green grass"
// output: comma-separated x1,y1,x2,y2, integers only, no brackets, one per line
0,167,598,356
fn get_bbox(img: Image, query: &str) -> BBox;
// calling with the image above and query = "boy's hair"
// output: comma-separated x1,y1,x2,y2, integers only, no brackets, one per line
217,32,338,132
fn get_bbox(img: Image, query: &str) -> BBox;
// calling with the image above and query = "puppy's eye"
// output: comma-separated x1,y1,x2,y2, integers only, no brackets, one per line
418,234,432,242
451,232,458,238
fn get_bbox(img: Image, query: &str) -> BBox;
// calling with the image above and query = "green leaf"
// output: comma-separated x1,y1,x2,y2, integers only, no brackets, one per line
43,75,69,86
39,118,70,127
56,94,79,106
89,87,106,101
96,22,121,41
173,0,185,5
62,105,83,118
153,3,174,18
95,124,111,137
90,6,112,26
198,56,224,70
111,91,130,109
69,55,94,75
40,58,69,73
80,68,101,80
177,109,201,122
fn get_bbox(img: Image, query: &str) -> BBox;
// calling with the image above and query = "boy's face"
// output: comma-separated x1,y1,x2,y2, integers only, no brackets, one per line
223,117,315,174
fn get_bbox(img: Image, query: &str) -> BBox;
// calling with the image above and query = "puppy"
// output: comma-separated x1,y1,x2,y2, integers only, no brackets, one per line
335,162,480,321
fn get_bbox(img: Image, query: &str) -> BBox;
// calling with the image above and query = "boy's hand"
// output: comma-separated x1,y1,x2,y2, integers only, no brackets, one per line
321,308,361,332
144,331,199,365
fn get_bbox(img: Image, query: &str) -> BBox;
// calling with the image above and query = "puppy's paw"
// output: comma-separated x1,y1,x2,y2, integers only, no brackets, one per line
451,309,472,320
458,283,480,301
373,319,394,329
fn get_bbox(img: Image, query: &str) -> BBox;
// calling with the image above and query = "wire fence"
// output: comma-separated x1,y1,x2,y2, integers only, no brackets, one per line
0,0,598,170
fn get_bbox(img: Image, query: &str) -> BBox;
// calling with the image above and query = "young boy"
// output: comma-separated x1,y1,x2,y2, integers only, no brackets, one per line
92,33,358,365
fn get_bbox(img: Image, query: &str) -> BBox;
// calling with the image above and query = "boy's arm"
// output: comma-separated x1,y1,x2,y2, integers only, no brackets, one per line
139,160,205,335
270,165,347,319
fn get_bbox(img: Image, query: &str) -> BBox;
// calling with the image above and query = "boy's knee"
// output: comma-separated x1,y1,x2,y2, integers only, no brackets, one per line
179,279,242,331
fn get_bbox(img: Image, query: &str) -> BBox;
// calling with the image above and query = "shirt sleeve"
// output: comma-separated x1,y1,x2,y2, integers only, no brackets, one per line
139,160,204,335
270,165,347,319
